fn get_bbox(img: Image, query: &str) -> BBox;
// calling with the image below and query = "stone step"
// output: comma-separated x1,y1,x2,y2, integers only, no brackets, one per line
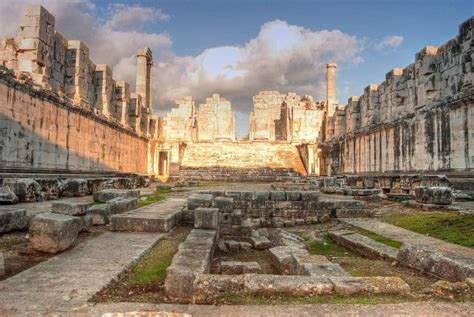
329,230,399,261
111,198,185,233
340,218,474,281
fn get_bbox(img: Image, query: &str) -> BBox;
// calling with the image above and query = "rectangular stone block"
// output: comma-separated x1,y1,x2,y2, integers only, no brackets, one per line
286,191,301,201
0,252,4,276
254,191,269,202
225,191,241,200
214,196,234,212
51,201,88,216
29,212,82,253
87,204,112,225
0,208,28,233
270,191,286,201
93,189,140,202
187,193,214,210
194,207,219,229
241,191,255,200
301,191,320,201
107,197,137,214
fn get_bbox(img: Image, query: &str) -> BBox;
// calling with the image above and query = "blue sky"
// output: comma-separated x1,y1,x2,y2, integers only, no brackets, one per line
0,0,472,135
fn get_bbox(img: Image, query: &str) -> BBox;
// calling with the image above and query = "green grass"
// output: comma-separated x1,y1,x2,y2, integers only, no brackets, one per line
215,293,415,305
125,226,190,285
385,212,474,247
309,234,356,258
354,228,403,249
137,188,171,208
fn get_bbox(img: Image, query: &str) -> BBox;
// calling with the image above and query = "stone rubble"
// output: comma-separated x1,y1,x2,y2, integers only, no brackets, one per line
0,208,28,233
29,212,83,253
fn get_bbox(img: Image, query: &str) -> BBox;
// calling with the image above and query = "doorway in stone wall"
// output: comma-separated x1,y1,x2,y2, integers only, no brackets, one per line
158,151,169,178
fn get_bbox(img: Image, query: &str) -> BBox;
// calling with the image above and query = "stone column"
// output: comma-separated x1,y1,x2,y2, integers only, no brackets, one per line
326,63,337,117
136,47,153,109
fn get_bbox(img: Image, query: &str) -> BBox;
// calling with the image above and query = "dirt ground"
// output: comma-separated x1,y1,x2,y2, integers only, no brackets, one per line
0,224,108,281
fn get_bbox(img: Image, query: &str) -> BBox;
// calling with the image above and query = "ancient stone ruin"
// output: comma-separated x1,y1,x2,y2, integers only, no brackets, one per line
0,4,472,316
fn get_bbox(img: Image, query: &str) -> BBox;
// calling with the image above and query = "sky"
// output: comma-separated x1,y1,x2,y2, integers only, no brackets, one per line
0,0,471,136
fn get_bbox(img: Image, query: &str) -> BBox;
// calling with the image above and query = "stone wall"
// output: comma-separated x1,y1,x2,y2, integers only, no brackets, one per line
0,5,157,139
249,91,325,143
0,5,156,175
180,142,308,176
196,94,235,142
323,17,474,175
0,72,149,173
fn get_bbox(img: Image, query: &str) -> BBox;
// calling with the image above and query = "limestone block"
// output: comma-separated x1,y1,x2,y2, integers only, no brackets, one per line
79,215,92,232
0,252,4,276
29,212,82,253
51,201,88,216
0,208,28,233
335,208,374,218
397,243,473,281
241,191,255,200
323,177,337,187
415,186,453,205
221,261,262,275
88,203,112,225
214,197,234,212
329,277,373,295
249,236,272,250
59,179,88,197
359,277,410,295
107,197,138,214
270,191,286,201
225,191,241,200
254,191,269,202
187,193,214,210
286,191,301,201
244,274,334,296
0,186,19,204
193,274,245,301
194,207,219,230
301,191,320,201
93,189,140,202
3,178,42,202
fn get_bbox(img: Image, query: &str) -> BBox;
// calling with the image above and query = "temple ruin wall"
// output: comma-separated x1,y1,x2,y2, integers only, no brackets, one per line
0,73,149,173
0,5,157,175
323,17,473,176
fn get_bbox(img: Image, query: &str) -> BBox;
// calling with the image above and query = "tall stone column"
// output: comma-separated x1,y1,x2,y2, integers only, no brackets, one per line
136,47,153,109
326,63,338,117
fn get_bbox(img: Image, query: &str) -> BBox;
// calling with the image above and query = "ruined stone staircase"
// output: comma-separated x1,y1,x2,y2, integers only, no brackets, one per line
179,142,307,182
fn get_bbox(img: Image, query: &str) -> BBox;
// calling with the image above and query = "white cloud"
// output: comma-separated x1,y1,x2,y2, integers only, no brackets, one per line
375,35,404,51
0,2,363,131
105,3,169,31
0,0,171,74
153,20,363,114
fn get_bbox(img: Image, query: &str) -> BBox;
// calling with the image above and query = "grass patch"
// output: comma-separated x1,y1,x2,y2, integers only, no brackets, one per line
123,226,190,286
354,228,403,249
385,212,474,247
137,188,171,208
215,293,415,305
309,234,356,258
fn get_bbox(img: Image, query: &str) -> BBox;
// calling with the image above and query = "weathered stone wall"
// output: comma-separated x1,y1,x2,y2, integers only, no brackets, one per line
323,17,474,175
180,142,307,176
0,5,157,137
0,73,149,173
162,96,196,143
0,5,157,175
196,94,235,142
249,91,325,143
